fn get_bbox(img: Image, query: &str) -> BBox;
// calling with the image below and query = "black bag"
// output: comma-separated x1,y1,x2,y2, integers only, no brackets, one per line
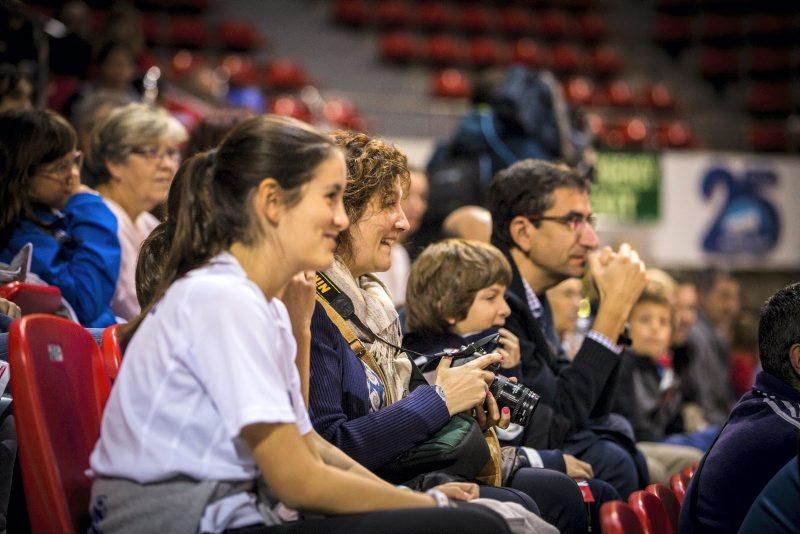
375,413,490,486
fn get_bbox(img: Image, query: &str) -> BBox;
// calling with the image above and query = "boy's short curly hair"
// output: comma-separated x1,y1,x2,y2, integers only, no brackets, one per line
406,239,512,336
329,131,410,261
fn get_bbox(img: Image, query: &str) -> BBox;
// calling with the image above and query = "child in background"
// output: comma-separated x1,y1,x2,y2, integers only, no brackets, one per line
611,280,704,485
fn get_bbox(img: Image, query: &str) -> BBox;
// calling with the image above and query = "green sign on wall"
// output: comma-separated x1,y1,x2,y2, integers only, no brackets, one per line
592,151,661,222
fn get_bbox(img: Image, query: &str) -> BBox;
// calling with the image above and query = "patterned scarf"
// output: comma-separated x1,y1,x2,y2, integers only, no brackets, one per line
322,258,412,403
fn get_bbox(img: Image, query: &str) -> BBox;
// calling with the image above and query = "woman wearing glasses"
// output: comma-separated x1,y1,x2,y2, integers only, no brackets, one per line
0,109,121,327
87,102,187,320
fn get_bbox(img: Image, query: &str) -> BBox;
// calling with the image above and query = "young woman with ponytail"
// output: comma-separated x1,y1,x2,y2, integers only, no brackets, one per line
88,115,510,534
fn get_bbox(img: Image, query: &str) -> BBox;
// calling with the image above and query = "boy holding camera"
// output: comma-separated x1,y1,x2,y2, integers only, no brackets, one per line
403,239,621,526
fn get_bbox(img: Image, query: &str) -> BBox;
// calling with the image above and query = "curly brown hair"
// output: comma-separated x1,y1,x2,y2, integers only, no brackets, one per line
329,131,410,261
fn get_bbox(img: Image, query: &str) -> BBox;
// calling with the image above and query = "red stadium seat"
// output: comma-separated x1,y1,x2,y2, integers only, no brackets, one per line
681,463,698,481
600,501,645,534
263,59,310,90
168,16,209,48
511,38,550,69
670,473,688,504
468,37,508,68
645,484,681,532
605,79,635,107
654,14,692,54
590,46,623,77
333,0,370,26
565,76,595,106
432,69,472,99
551,44,584,74
701,14,742,47
101,323,124,382
221,54,259,86
458,5,493,34
748,47,793,80
375,0,414,28
700,48,740,83
748,122,789,152
424,34,467,66
747,82,792,115
628,490,674,534
499,8,535,36
656,120,694,148
170,49,206,79
323,98,365,130
379,32,419,63
0,282,62,316
8,315,111,533
140,13,161,45
539,10,572,41
642,82,677,110
417,3,453,32
219,20,263,51
578,13,608,43
270,95,312,123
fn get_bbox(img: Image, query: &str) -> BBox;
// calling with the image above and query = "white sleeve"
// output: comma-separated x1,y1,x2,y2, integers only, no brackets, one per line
183,282,302,440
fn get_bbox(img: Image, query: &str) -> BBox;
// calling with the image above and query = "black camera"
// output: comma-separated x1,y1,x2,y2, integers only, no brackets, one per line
424,333,540,427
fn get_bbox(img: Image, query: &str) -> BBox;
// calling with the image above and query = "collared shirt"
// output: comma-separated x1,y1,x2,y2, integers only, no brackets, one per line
523,277,621,355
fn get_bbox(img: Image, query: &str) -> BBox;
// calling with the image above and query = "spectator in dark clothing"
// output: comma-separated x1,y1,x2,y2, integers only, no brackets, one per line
679,282,800,534
488,159,649,497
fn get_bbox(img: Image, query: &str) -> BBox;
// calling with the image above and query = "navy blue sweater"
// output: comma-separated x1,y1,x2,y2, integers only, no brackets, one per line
308,303,451,471
679,371,800,533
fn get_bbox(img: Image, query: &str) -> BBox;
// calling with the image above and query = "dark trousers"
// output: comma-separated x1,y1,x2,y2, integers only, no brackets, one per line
226,505,512,534
565,437,643,498
508,467,587,533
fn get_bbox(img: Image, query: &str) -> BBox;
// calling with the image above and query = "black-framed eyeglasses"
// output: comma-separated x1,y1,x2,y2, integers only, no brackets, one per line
526,212,597,233
129,146,182,163
35,151,83,184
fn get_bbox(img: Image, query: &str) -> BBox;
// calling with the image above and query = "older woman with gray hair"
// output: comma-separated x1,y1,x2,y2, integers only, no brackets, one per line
88,103,187,320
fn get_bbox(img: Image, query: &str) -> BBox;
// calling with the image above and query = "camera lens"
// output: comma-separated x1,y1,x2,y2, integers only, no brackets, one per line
490,375,540,427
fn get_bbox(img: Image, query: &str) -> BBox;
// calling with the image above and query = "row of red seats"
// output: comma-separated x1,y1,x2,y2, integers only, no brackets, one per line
656,0,798,16
382,34,624,74
335,0,609,41
601,464,698,534
748,121,796,152
655,13,800,50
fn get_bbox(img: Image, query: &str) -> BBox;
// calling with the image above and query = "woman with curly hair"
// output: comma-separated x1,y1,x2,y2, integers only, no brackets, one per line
0,109,120,327
308,131,586,532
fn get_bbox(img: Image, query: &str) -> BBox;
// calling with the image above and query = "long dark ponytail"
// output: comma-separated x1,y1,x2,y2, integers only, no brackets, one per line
123,114,337,344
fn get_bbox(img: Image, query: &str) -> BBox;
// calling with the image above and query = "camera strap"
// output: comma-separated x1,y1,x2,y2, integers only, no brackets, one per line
315,271,396,404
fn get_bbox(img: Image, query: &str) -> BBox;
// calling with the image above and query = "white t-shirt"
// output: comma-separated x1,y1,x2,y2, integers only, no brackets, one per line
90,252,311,529
102,197,160,321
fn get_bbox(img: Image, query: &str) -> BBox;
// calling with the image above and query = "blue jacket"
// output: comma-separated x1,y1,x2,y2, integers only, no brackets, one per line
679,371,800,533
308,302,451,471
0,192,120,327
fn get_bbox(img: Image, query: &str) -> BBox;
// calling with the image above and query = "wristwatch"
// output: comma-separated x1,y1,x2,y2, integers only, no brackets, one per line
433,385,447,404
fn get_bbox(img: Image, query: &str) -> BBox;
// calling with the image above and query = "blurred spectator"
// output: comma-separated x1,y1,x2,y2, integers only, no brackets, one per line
442,205,492,243
672,281,699,348
88,103,187,320
730,309,760,397
184,108,255,158
63,42,140,120
0,109,120,327
680,283,800,533
73,90,135,187
683,270,740,426
100,2,146,59
0,64,33,113
374,168,428,307
49,1,93,79
610,276,703,485
545,278,583,360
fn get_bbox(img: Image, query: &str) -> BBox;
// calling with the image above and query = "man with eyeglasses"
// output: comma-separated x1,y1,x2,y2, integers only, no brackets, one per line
489,159,649,499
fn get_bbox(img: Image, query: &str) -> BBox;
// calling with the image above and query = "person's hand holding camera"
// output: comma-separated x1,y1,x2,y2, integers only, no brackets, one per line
435,352,502,416
474,390,512,431
588,242,648,343
497,327,521,369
